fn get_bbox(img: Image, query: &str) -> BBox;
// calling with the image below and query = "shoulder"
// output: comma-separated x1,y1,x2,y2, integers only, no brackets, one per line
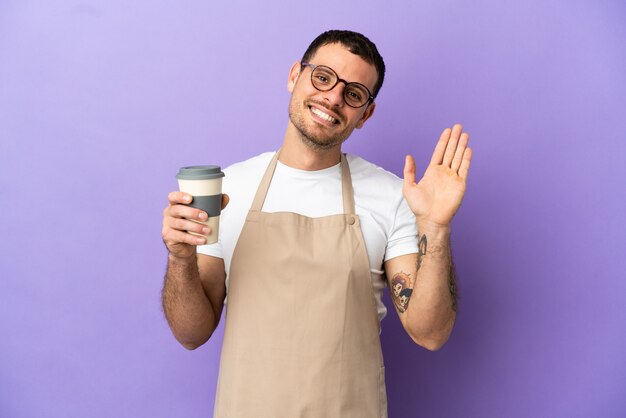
224,151,275,178
221,152,274,198
346,154,403,191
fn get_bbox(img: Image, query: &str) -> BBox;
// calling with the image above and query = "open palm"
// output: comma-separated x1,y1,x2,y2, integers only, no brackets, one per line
403,125,473,227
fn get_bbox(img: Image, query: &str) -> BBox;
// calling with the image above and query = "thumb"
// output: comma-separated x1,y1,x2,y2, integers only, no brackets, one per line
403,155,416,186
221,193,230,210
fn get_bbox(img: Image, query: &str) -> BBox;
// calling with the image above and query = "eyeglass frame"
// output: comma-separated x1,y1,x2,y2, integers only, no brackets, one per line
300,62,375,108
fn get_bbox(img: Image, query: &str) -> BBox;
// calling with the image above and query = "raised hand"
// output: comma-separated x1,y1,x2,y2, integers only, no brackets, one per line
403,124,472,227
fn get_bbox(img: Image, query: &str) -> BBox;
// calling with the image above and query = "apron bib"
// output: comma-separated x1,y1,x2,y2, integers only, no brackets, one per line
214,152,387,418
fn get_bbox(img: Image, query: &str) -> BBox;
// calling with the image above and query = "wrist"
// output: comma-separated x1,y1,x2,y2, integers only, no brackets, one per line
417,219,451,241
168,251,197,265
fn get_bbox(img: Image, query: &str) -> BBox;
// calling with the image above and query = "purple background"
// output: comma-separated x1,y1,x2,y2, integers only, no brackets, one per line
1,1,625,417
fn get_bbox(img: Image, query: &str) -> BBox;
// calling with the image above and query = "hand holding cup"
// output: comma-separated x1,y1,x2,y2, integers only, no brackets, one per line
162,166,227,259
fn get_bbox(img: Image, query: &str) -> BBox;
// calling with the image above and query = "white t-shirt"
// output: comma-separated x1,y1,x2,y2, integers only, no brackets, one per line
198,152,418,322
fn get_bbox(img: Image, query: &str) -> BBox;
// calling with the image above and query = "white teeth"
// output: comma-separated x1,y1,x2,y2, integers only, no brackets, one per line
311,107,336,123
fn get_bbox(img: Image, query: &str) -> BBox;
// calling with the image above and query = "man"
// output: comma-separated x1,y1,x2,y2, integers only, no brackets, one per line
162,30,472,417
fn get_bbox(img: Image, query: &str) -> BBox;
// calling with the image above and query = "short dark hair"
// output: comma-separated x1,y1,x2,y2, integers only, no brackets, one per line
301,30,386,98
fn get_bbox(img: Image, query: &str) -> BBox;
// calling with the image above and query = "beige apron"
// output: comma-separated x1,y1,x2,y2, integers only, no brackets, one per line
214,152,387,418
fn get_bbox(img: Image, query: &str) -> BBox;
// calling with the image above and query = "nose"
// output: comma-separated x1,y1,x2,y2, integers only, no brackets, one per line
321,81,346,107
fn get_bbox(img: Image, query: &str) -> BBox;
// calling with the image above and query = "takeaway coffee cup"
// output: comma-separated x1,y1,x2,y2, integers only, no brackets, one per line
176,165,225,244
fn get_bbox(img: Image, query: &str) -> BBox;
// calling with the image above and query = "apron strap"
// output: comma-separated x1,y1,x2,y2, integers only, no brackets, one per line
250,151,280,212
340,153,356,215
250,150,356,215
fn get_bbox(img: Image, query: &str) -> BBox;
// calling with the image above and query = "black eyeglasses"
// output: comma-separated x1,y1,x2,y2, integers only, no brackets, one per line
300,62,375,108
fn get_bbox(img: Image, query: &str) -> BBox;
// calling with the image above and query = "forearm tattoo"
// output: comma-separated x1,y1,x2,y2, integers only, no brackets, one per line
449,259,459,312
416,234,427,272
390,272,413,313
390,234,428,313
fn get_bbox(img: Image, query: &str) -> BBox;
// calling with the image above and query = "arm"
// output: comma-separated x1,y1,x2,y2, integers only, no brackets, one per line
384,227,457,351
161,192,229,350
385,124,471,350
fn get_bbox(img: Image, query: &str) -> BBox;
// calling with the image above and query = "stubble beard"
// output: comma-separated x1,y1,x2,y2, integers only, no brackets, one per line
288,98,354,151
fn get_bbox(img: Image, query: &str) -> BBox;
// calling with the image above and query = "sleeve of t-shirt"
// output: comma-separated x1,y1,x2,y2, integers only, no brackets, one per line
196,240,224,259
384,196,419,262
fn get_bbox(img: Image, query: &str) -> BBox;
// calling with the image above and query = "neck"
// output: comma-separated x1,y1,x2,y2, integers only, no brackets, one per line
279,123,342,170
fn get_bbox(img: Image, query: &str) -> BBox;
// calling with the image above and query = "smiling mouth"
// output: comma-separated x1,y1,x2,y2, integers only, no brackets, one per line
309,106,339,125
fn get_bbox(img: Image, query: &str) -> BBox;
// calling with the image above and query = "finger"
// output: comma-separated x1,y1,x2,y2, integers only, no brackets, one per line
451,132,469,172
458,147,472,180
442,124,463,167
169,218,211,236
221,193,230,210
403,155,416,186
168,204,208,221
168,191,193,204
164,228,207,246
430,128,452,165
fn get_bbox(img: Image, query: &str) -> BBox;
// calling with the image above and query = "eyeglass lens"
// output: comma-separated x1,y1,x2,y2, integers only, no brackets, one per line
310,66,371,108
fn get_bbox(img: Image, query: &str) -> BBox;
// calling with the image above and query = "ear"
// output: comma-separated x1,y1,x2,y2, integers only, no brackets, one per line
356,101,376,129
287,62,302,93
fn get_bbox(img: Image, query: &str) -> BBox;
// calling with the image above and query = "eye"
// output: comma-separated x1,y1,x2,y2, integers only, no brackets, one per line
312,67,335,86
346,86,364,102
315,75,330,84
